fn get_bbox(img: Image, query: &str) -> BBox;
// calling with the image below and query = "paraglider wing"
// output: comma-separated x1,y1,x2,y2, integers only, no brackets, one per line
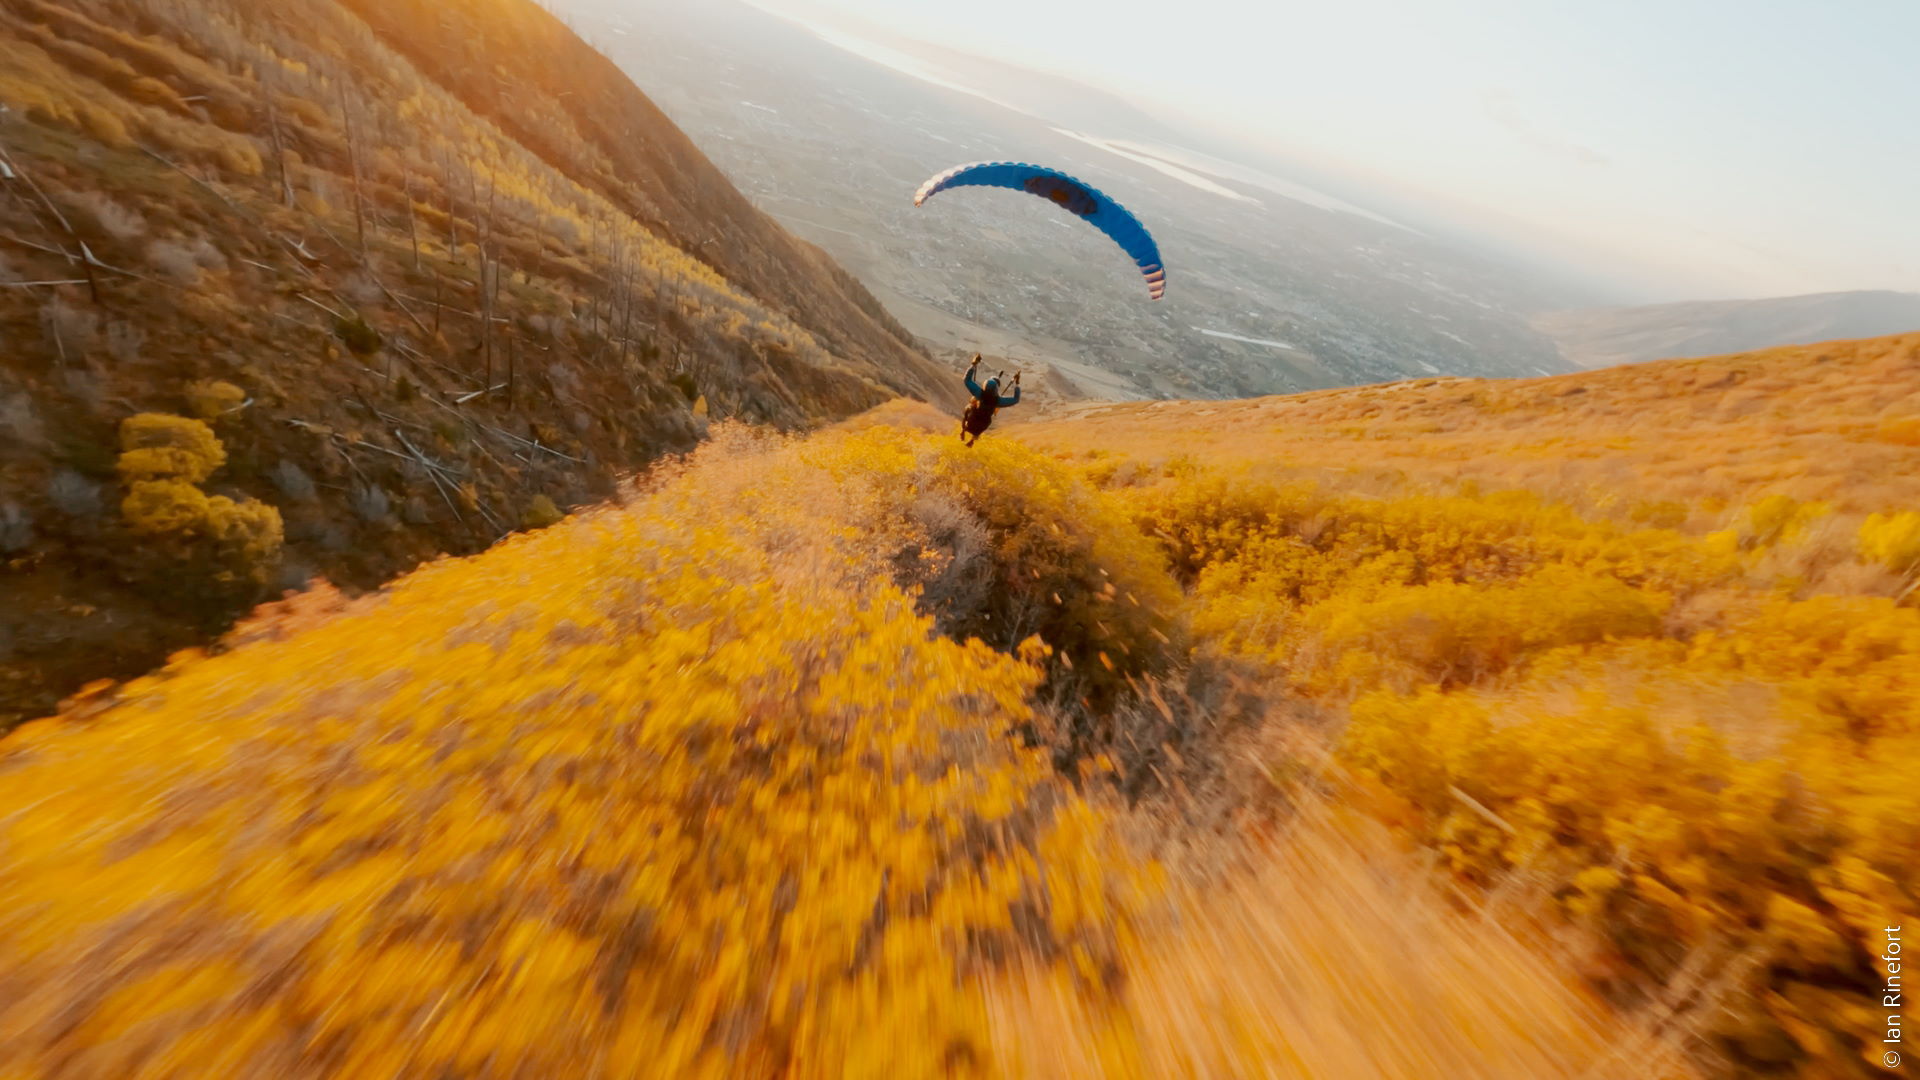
913,162,1166,301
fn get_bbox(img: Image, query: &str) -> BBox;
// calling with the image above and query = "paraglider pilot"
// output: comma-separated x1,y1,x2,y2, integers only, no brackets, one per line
960,355,1020,447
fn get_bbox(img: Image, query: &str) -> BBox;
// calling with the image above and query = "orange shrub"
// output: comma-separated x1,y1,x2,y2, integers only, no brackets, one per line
1876,416,1920,447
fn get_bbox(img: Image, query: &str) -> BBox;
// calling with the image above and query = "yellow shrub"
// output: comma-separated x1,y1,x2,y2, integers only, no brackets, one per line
1737,494,1826,548
116,446,211,483
808,427,1183,703
1296,568,1668,694
1859,511,1920,576
1164,471,1719,675
117,413,226,483
1628,499,1689,529
121,478,210,534
113,413,280,590
0,431,1155,1078
1094,451,1917,1072
214,139,264,178
126,76,187,113
1122,473,1320,581
204,496,284,585
1333,598,1920,1069
185,379,246,421
278,93,332,130
1691,595,1920,741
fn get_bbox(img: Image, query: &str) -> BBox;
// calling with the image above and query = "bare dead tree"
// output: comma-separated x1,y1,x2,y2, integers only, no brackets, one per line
462,157,482,274
262,67,295,208
43,301,67,366
482,169,501,390
440,150,460,267
484,169,498,256
506,329,516,406
596,232,625,366
403,161,420,272
482,255,495,388
619,253,637,370
589,213,605,339
0,139,103,306
338,83,366,255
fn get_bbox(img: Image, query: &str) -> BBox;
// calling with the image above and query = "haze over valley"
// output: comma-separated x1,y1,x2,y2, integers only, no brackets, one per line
1534,290,1920,370
563,0,1594,399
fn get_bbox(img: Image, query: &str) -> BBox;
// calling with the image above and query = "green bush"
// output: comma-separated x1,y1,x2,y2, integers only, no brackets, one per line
521,494,563,530
335,315,383,357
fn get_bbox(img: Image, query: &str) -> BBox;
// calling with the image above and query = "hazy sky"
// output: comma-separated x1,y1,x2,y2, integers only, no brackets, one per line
750,0,1918,301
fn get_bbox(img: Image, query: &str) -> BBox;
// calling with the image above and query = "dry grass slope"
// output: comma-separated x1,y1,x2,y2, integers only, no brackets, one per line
1022,333,1920,519
0,0,950,725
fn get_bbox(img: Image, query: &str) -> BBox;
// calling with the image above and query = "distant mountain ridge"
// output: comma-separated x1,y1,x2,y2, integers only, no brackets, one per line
1534,290,1920,369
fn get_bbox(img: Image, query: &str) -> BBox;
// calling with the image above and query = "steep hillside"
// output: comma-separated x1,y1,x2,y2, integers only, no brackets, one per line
1535,291,1920,369
0,0,950,725
333,0,943,392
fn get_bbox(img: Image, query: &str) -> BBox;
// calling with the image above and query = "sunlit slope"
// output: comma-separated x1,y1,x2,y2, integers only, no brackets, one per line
1008,333,1920,1078
0,427,1674,1080
1019,332,1920,516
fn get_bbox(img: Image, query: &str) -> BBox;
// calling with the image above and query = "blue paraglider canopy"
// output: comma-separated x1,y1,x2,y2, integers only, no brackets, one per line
913,162,1166,301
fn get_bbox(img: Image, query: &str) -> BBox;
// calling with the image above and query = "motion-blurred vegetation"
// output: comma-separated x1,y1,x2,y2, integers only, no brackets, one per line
1026,331,1920,1078
0,423,1681,1080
